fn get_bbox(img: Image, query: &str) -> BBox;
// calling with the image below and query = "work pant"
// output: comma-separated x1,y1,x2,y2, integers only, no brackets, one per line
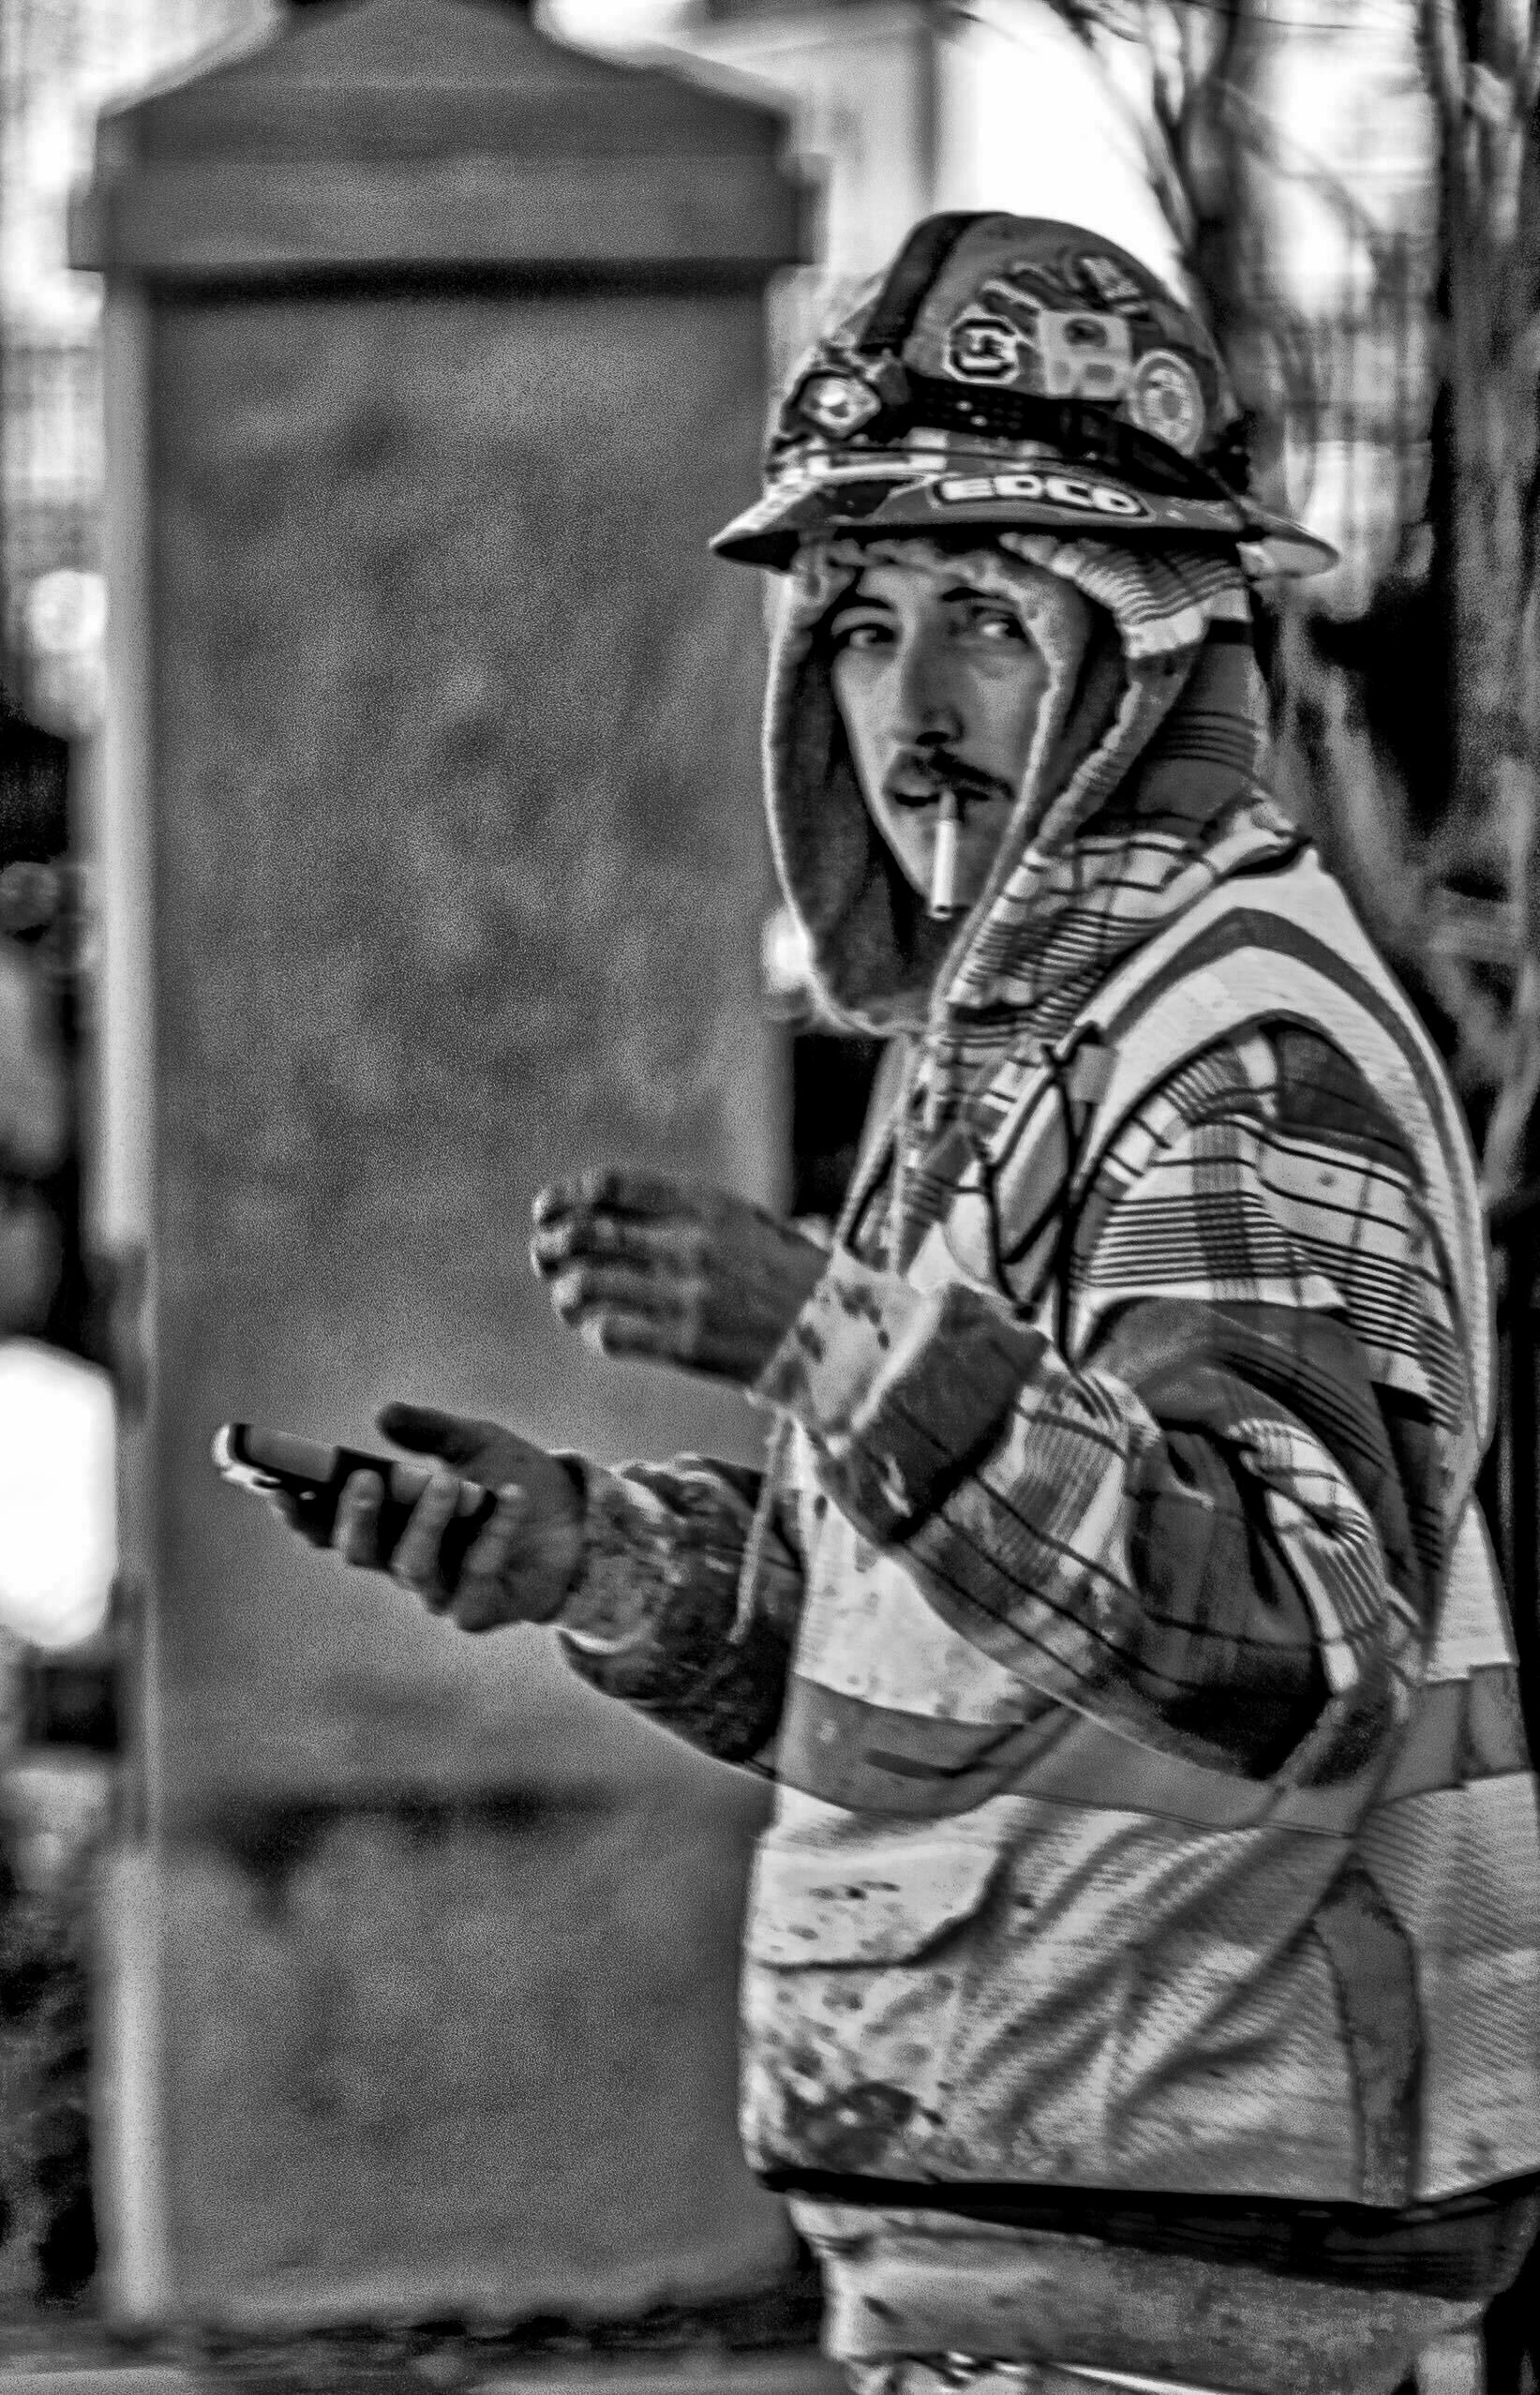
796,2202,1489,2395
845,2334,1484,2395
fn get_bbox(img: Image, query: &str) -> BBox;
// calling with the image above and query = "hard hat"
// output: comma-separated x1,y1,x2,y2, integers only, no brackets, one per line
711,213,1334,577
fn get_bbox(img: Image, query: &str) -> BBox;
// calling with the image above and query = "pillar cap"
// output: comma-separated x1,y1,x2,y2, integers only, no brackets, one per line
71,0,810,282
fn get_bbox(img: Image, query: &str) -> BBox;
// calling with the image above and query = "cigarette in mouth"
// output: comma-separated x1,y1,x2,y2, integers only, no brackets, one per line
929,788,963,920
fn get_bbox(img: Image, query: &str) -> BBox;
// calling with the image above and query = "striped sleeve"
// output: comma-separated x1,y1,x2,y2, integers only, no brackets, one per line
755,1025,1455,1778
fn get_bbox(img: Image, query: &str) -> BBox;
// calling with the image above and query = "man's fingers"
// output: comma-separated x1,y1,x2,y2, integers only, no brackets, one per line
541,1251,702,1361
334,1469,385,1566
376,1401,487,1466
572,1167,687,1218
531,1176,596,1227
388,1469,466,1608
578,1308,686,1360
530,1212,693,1276
533,1169,699,1226
449,1484,529,1633
547,1262,688,1325
462,1483,527,1579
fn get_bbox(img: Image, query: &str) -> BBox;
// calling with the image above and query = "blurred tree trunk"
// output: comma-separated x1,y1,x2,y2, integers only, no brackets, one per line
1039,0,1540,1195
1424,0,1540,1197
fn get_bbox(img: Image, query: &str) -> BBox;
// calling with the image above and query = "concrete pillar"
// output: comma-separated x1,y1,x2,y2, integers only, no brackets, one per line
72,0,807,2329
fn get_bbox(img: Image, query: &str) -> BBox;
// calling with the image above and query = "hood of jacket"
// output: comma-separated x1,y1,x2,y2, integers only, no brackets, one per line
763,532,1284,1055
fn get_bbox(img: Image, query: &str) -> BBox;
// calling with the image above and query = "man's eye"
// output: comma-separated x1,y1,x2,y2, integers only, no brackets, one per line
830,620,890,652
970,608,1025,643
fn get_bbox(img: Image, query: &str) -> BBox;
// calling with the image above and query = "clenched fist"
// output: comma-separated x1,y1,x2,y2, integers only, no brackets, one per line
530,1170,829,1385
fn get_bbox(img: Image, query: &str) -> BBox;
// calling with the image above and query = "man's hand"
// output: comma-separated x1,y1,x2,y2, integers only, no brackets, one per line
530,1171,829,1385
277,1402,584,1634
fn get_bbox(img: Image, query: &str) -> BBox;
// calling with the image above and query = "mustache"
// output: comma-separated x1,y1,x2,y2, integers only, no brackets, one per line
882,753,1013,812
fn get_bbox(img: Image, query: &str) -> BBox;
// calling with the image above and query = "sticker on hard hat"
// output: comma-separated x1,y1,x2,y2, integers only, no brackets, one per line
946,313,1024,383
934,470,1150,518
945,291,1135,403
1129,350,1207,457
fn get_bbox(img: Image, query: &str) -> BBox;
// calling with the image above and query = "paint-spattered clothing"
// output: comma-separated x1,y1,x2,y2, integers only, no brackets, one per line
554,540,1540,2391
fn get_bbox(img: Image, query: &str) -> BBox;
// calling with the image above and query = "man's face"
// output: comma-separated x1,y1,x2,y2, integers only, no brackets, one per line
828,559,1051,910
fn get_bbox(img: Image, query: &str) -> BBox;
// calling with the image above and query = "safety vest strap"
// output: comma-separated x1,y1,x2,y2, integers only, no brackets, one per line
778,1654,1532,1829
907,852,1490,1487
783,845,1513,1834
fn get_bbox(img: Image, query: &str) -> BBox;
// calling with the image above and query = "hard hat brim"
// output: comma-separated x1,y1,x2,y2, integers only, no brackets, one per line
710,454,1338,578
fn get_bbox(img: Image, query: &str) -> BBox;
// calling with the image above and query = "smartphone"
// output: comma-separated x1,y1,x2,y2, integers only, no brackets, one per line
212,1422,498,1572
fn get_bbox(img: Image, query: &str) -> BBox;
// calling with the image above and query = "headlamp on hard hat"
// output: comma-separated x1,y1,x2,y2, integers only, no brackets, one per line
791,355,912,442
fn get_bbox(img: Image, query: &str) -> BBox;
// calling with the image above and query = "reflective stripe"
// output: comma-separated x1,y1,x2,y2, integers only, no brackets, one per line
782,1664,1531,1828
1381,1665,1530,1797
787,1657,1531,1819
781,1671,1368,1827
780,1674,1090,1819
1429,1504,1516,1680
1059,2370,1244,2395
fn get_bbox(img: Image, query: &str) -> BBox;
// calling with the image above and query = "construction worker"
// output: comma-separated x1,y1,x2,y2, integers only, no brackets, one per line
281,217,1540,2395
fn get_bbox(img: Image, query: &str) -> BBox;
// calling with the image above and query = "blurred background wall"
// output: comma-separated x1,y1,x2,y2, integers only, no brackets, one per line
60,0,820,2329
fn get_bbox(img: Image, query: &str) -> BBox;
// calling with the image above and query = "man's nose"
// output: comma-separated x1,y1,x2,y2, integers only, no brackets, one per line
890,635,963,745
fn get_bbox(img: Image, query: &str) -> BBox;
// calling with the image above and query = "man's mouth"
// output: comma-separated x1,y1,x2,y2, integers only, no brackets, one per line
885,760,1011,813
